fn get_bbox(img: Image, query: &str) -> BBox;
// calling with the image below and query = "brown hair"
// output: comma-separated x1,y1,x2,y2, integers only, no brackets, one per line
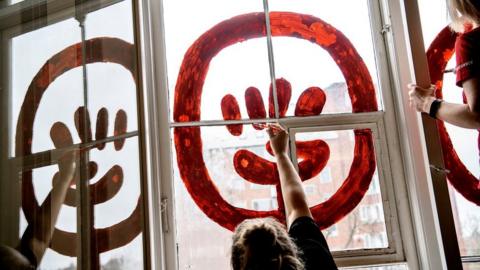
230,218,304,270
448,0,480,32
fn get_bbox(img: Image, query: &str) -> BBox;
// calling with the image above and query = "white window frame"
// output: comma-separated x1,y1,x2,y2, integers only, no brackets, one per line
139,0,426,268
289,122,403,263
142,0,420,267
0,1,155,269
131,0,479,267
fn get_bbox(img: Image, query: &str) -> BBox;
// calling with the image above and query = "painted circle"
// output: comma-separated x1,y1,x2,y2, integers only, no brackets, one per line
426,26,480,205
16,38,142,256
173,12,378,230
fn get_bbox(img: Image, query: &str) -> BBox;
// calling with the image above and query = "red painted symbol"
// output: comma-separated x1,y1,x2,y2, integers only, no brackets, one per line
174,12,378,231
426,26,480,206
16,38,142,256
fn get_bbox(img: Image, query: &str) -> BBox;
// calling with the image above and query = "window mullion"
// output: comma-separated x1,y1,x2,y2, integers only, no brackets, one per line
262,0,279,119
169,112,385,129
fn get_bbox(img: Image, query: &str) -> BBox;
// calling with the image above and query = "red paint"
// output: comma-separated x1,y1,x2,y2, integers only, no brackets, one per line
233,139,329,187
50,122,74,148
96,108,108,150
221,94,243,136
174,12,378,230
269,78,292,117
17,38,142,256
295,87,326,116
427,26,480,205
114,109,127,151
245,87,266,130
74,107,92,143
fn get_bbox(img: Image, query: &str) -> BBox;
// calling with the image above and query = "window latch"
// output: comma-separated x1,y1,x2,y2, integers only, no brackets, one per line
429,164,451,174
160,198,170,233
381,24,391,34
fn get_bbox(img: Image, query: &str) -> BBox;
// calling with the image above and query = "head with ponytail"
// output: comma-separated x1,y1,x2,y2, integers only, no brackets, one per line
230,218,304,270
448,0,480,32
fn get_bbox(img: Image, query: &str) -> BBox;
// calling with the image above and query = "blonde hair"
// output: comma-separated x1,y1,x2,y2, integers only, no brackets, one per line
230,218,304,270
448,0,480,32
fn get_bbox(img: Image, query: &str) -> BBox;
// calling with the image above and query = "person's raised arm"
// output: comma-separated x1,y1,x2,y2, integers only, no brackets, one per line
408,79,480,129
18,123,78,266
267,124,311,228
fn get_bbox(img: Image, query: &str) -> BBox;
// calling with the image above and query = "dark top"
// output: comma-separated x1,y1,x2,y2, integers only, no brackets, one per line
455,26,480,87
288,216,338,270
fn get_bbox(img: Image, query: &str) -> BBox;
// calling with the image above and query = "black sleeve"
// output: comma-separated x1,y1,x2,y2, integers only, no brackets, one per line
288,216,338,270
17,228,38,268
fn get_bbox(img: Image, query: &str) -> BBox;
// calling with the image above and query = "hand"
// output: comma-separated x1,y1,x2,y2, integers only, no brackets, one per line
408,83,436,113
50,122,78,186
267,124,289,156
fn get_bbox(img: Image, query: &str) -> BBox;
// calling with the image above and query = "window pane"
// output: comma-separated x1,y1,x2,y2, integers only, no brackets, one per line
173,124,389,268
10,18,82,155
19,163,80,270
294,129,388,250
84,0,139,135
268,0,382,116
84,2,144,268
164,0,272,122
3,1,145,269
463,262,480,270
418,0,480,258
92,137,144,269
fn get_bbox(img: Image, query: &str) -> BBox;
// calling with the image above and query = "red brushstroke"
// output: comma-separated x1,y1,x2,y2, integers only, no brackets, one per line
269,78,292,117
74,107,92,143
50,122,74,148
16,38,142,256
174,12,378,230
236,140,329,185
427,26,480,205
221,94,243,136
114,109,127,151
96,108,108,150
295,87,326,116
245,87,266,130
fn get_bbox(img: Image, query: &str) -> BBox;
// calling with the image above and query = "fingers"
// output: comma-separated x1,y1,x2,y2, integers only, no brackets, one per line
50,122,74,148
266,125,275,138
266,123,286,138
408,83,436,95
74,107,92,143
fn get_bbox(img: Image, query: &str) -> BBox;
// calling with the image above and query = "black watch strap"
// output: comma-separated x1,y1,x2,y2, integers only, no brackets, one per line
429,99,443,119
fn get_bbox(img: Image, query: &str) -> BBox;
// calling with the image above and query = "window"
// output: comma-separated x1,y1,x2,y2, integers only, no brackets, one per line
320,167,333,183
3,0,473,269
304,184,317,195
359,204,384,224
367,173,381,195
325,224,339,238
252,198,276,211
1,1,148,269
163,0,408,268
417,0,480,264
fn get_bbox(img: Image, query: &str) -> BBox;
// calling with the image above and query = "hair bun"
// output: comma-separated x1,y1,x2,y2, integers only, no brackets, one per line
242,223,278,251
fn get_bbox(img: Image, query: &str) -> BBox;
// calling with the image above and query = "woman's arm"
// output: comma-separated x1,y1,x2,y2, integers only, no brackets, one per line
408,79,480,129
267,125,311,228
19,151,77,266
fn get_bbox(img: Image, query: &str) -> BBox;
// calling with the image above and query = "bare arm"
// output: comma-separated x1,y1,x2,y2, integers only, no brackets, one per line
408,78,480,129
267,125,311,228
18,123,78,266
